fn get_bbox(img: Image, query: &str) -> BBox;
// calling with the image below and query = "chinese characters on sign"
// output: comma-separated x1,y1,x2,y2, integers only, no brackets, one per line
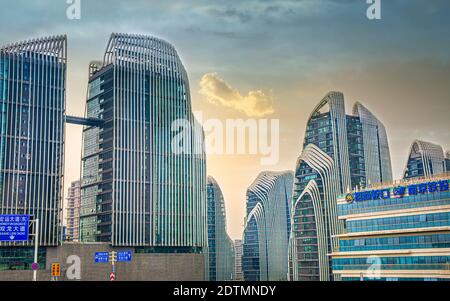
0,215,30,242
352,180,449,203
94,252,110,263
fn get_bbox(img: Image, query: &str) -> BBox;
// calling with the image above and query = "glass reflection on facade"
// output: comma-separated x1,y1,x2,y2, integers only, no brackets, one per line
289,92,393,281
80,33,207,248
332,174,450,281
403,140,448,179
0,36,66,247
243,171,293,281
206,176,235,281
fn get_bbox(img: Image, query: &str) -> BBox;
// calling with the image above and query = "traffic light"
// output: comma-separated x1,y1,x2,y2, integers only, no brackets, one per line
109,251,117,263
51,263,61,277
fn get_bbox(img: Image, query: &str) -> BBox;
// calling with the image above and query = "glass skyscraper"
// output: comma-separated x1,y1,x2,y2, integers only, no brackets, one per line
80,33,207,249
206,176,235,281
242,171,293,281
447,152,450,172
404,140,448,179
289,92,393,281
332,174,450,281
0,35,67,247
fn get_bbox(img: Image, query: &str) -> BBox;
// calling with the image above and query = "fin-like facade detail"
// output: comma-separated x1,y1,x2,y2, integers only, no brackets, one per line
0,35,67,246
289,92,392,281
242,171,293,281
353,102,393,184
80,33,207,248
206,176,235,281
404,140,448,179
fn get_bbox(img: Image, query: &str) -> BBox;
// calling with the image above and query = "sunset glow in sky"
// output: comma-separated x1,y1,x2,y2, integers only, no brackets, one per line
1,0,449,240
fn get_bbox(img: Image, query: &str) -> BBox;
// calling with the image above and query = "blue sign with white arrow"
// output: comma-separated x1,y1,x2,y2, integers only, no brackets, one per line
117,250,132,262
94,252,109,263
0,215,30,242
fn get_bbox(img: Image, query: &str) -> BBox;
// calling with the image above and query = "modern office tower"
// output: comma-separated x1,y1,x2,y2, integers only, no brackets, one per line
0,36,67,247
332,174,450,281
65,180,81,242
242,171,293,281
234,239,244,281
80,33,207,250
206,176,235,281
446,152,450,172
289,92,393,281
403,140,448,179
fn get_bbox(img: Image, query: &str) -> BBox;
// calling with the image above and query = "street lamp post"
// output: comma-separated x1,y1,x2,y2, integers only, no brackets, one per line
32,218,39,282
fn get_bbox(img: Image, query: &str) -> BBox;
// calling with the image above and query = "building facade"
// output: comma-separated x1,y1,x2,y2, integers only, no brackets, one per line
0,243,205,281
242,171,293,281
446,152,450,172
332,173,450,281
0,35,67,247
234,239,244,281
80,33,207,249
65,180,81,242
289,92,393,281
404,140,448,179
206,176,235,281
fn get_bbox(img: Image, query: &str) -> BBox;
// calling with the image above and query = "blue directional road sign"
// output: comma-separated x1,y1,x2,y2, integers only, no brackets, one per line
0,215,30,242
94,252,109,263
117,250,132,262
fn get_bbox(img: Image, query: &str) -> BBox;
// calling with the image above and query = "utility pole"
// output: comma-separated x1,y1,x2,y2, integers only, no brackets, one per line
32,218,39,282
109,251,117,281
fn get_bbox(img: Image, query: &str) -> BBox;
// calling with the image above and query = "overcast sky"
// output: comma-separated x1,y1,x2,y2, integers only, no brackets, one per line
1,0,449,240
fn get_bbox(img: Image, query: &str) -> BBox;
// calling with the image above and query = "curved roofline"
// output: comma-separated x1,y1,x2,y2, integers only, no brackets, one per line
352,101,383,124
103,32,178,65
247,170,294,193
1,35,67,58
403,139,445,176
207,175,218,186
408,139,444,156
307,91,344,123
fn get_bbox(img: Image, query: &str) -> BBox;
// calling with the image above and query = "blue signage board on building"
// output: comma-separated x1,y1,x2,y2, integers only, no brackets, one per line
117,250,133,262
94,252,110,263
0,215,30,242
351,180,449,203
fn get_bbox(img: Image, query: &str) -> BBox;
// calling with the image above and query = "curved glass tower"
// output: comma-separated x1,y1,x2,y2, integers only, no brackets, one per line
242,171,293,281
0,35,67,246
206,176,235,281
403,140,448,179
289,92,393,281
80,33,207,249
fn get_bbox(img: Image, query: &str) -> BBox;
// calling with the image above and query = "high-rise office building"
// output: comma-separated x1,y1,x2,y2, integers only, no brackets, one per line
403,140,448,179
80,33,207,250
65,180,81,242
206,176,235,281
242,171,293,281
234,239,244,281
332,174,450,281
0,35,67,247
446,152,450,172
289,92,393,281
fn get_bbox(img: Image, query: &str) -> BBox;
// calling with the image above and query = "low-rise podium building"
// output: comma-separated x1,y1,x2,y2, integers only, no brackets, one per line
332,173,450,281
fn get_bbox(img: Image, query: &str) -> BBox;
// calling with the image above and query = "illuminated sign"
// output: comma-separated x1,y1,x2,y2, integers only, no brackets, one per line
351,180,449,203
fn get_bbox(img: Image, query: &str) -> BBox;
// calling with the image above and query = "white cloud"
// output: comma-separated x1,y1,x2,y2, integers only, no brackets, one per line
199,73,274,117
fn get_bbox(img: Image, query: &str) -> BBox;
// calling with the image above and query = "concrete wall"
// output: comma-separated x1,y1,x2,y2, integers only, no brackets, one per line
0,243,205,281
